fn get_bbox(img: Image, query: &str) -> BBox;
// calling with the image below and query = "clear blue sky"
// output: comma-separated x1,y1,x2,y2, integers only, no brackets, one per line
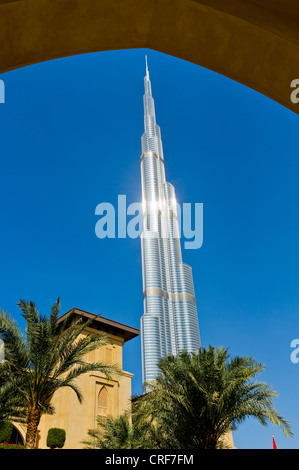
0,48,298,449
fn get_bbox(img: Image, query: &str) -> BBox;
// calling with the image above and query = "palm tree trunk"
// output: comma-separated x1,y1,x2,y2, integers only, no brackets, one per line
25,405,41,449
204,433,218,449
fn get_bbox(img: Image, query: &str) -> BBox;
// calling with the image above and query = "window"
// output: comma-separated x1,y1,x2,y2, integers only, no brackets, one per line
97,387,108,417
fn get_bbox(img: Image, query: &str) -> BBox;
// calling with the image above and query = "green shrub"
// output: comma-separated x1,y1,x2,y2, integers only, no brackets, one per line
0,422,13,443
0,443,25,449
46,428,66,449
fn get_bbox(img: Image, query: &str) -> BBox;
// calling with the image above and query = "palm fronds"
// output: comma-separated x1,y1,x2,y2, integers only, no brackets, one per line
0,298,120,448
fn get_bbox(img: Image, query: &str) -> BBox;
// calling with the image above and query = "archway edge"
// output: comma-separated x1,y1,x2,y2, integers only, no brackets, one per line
11,421,26,445
1,0,299,114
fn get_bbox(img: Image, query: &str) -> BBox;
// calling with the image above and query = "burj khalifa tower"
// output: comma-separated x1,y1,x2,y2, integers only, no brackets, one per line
140,58,201,391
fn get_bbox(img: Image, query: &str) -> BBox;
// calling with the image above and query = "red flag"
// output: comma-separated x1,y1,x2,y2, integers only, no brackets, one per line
272,434,277,449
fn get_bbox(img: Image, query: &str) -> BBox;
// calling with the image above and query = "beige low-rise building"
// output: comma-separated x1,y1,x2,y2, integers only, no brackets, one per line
13,307,139,449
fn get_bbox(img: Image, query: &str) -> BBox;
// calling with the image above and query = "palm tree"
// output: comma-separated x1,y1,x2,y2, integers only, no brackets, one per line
0,367,27,425
134,346,293,449
83,413,157,449
0,298,119,448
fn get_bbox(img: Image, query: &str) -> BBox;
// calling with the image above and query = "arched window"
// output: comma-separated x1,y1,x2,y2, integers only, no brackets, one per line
97,387,109,417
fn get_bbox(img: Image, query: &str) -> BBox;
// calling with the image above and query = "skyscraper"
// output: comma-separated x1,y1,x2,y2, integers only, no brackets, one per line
140,58,201,391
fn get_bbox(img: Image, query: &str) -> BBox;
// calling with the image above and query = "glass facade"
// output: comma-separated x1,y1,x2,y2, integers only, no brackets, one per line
140,59,201,392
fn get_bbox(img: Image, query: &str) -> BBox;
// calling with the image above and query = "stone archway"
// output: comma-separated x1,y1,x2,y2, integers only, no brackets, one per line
0,0,299,114
11,421,26,445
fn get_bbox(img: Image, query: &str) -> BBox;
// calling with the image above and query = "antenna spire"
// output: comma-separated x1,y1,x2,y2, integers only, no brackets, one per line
145,55,149,78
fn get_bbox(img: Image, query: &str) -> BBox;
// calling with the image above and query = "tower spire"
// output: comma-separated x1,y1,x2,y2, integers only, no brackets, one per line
140,60,201,392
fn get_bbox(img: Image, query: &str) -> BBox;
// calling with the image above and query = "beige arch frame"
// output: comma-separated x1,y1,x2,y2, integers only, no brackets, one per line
0,0,299,114
11,420,26,445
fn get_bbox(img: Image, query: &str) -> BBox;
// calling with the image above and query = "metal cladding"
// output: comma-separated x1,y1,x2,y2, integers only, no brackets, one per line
140,58,201,392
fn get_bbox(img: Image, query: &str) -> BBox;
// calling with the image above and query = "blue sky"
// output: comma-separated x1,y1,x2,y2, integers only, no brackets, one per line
0,48,298,449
